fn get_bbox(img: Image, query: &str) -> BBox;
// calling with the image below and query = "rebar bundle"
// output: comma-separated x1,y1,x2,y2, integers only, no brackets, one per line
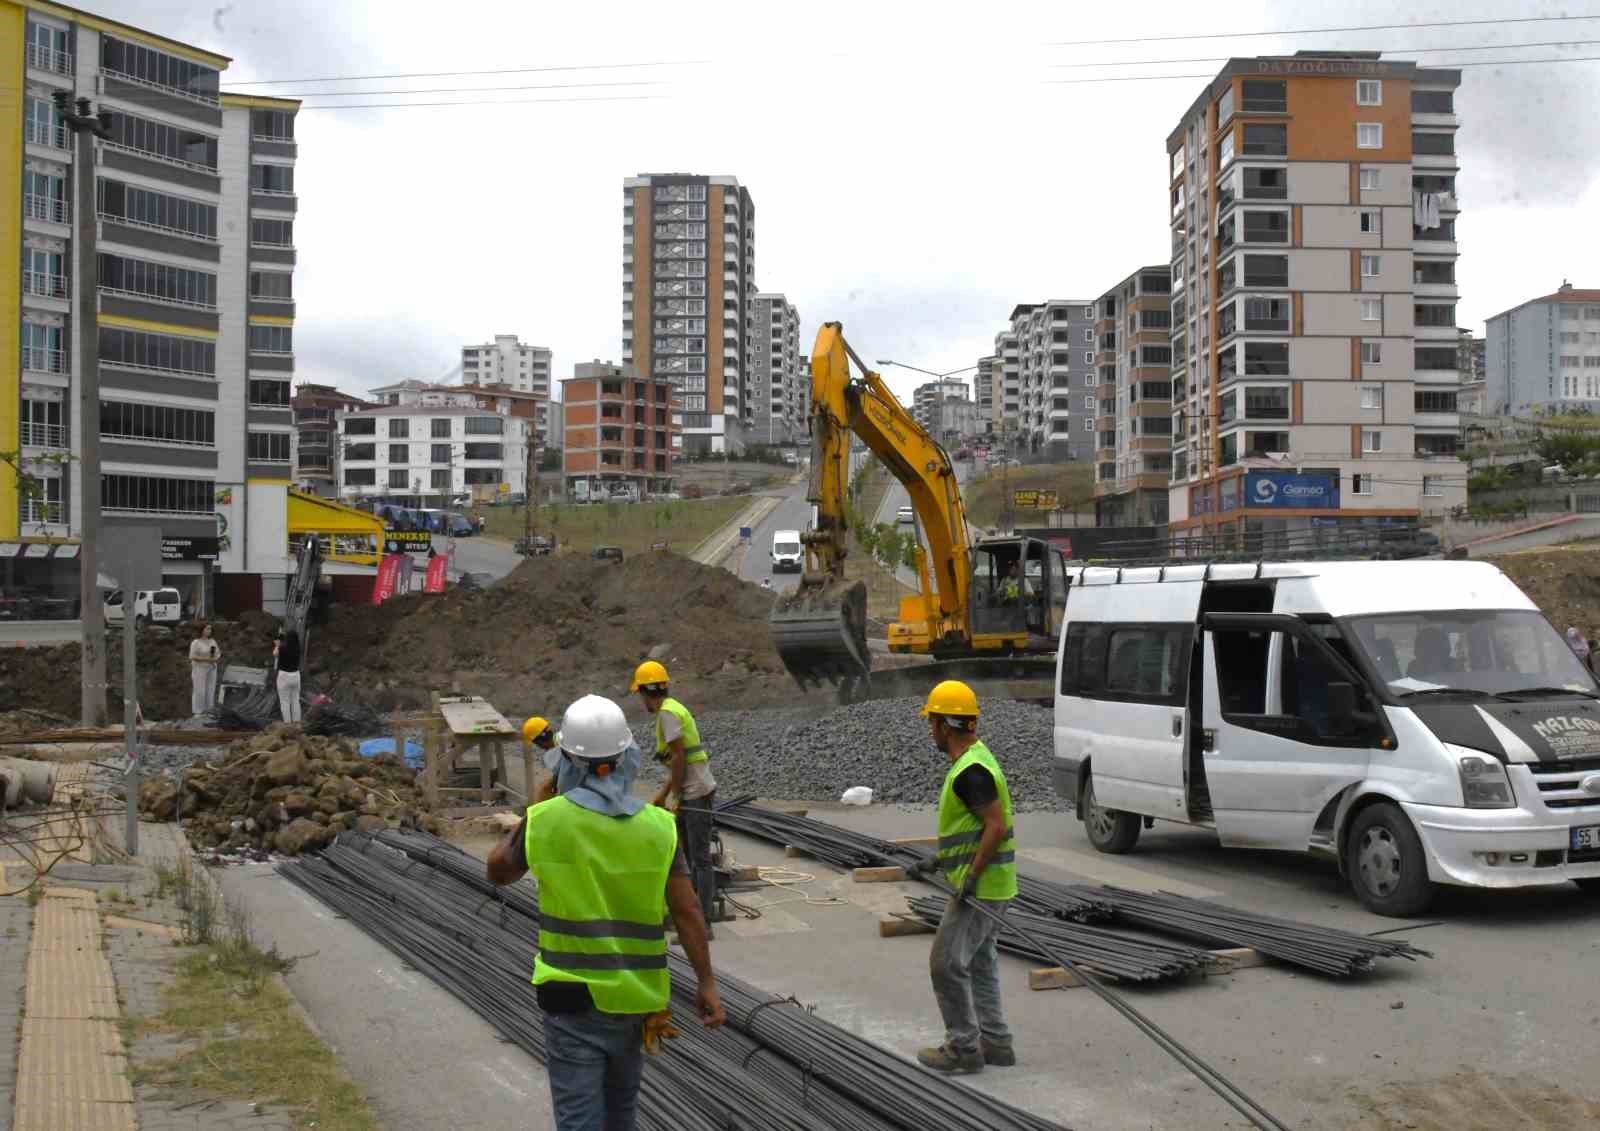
280,829,1068,1131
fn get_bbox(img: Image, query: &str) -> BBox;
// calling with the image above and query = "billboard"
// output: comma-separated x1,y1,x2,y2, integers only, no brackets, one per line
1243,472,1339,510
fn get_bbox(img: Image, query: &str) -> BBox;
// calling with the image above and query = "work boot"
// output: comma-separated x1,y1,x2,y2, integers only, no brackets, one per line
980,1039,1016,1067
916,1044,983,1075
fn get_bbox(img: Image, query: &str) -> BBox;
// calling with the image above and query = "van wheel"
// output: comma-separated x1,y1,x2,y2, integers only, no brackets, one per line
1082,777,1141,854
1346,803,1434,917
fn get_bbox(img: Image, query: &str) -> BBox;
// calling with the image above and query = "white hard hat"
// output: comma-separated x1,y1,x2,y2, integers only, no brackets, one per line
555,694,634,763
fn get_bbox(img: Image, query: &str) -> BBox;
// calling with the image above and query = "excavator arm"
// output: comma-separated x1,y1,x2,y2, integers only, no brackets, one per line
772,323,973,693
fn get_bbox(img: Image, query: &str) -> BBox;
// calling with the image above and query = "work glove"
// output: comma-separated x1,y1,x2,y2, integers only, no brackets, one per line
906,855,940,879
642,1009,681,1056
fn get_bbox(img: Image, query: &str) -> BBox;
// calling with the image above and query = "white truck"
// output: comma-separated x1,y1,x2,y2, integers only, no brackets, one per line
1052,560,1600,915
770,529,803,574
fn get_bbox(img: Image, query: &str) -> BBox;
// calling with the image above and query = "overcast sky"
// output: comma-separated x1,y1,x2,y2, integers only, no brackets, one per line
101,0,1600,405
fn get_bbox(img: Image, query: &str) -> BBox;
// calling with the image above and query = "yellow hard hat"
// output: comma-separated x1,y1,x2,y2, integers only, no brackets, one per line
921,680,979,718
631,660,670,692
522,716,551,743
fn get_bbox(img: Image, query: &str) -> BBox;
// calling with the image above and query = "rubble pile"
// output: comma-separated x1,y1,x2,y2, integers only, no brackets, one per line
140,723,439,856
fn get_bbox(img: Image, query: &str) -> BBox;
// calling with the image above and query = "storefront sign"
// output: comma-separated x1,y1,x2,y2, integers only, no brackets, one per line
383,530,434,554
162,536,220,561
1244,472,1339,510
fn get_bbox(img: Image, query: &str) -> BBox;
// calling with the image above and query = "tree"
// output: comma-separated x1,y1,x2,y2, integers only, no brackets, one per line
1535,430,1600,476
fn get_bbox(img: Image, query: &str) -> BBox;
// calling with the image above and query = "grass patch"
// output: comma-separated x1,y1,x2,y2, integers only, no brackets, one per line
964,462,1094,530
481,496,750,557
131,893,378,1130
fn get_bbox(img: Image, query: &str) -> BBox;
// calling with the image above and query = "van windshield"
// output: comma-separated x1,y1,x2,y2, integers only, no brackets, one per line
1345,610,1598,699
774,542,800,556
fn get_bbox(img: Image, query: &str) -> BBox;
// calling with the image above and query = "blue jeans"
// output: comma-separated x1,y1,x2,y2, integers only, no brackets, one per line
929,895,1012,1054
544,1010,647,1131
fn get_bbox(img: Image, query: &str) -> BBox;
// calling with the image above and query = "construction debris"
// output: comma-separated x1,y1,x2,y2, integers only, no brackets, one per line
0,756,59,808
139,723,440,855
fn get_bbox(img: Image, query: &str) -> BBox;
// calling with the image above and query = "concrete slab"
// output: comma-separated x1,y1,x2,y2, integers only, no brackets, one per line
10,1096,135,1131
1016,845,1220,898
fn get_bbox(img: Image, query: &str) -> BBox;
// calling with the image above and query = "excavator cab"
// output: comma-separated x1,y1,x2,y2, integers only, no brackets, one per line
967,536,1066,648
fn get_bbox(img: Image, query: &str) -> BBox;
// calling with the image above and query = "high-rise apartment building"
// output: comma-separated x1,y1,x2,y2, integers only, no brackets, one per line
1007,300,1096,461
1167,51,1464,550
748,292,803,446
911,379,970,435
1485,283,1600,415
462,334,552,396
1093,267,1174,526
974,356,996,434
622,174,754,456
4,2,305,613
993,330,1021,447
293,383,368,499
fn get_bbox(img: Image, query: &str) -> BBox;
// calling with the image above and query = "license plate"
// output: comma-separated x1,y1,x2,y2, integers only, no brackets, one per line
1572,825,1600,851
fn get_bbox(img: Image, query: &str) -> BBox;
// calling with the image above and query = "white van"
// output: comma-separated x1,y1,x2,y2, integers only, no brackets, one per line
771,529,803,574
104,588,184,628
1052,560,1600,915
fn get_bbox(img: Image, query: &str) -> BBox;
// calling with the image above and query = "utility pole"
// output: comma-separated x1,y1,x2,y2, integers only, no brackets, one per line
523,421,536,546
57,94,112,727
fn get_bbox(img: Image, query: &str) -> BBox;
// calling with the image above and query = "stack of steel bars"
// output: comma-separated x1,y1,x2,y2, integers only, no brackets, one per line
903,895,1218,982
281,830,1067,1131
1063,885,1430,976
715,800,1428,978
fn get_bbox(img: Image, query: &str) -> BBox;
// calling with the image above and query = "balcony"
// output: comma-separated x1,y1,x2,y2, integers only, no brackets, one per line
26,42,73,75
21,498,66,527
1243,311,1290,333
24,119,68,150
23,194,68,225
20,422,67,449
23,271,67,300
102,67,221,107
22,348,67,375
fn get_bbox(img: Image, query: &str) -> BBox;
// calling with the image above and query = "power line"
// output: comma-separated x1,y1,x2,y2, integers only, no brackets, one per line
1045,12,1600,48
286,79,666,97
1048,39,1600,69
227,59,707,87
1045,54,1600,85
296,93,668,111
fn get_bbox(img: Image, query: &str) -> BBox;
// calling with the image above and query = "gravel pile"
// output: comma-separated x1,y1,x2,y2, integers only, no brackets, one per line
633,697,1060,810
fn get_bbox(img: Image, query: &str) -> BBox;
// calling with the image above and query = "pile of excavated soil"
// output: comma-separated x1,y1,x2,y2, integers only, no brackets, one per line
1489,546,1600,637
141,723,438,855
304,552,812,722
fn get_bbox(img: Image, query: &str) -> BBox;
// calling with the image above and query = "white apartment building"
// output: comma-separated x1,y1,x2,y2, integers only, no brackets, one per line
911,379,970,435
1003,300,1096,461
1167,51,1465,550
462,333,552,396
974,356,996,434
993,330,1021,446
748,292,804,446
337,398,529,506
1485,283,1600,415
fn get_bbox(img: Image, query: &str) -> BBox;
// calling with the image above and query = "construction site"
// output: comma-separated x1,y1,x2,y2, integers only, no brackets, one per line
3,326,1600,1131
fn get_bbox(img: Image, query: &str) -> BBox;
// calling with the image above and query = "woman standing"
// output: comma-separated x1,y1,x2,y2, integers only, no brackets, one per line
273,628,303,724
189,623,221,715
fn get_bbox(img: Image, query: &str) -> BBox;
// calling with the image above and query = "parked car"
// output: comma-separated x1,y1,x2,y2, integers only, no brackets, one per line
515,535,553,556
447,514,476,537
103,587,183,628
592,546,624,564
896,506,915,525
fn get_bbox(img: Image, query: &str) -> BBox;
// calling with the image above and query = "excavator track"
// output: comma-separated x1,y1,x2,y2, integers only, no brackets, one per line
770,578,871,695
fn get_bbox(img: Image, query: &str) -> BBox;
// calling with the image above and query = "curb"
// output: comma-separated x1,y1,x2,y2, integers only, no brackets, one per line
690,496,783,567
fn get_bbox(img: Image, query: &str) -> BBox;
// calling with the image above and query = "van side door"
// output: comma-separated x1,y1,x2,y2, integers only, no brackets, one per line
1201,613,1387,850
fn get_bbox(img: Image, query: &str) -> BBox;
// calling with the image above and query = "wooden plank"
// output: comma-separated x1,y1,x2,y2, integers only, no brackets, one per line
878,916,936,938
851,866,907,883
784,845,809,859
758,803,808,818
1029,966,1086,991
888,835,940,847
727,865,761,882
1211,947,1263,969
437,696,516,738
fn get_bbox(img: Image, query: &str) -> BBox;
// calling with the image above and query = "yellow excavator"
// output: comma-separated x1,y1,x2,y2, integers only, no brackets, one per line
771,323,1072,701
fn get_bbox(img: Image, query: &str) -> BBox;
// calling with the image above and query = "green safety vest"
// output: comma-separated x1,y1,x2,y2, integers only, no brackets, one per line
936,741,1018,901
524,796,678,1015
655,698,708,765
1001,579,1020,601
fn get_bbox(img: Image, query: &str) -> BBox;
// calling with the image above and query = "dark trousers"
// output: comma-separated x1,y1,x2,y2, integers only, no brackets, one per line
678,792,717,931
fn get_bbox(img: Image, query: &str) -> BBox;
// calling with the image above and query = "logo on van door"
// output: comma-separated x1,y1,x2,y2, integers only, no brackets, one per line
1581,775,1600,797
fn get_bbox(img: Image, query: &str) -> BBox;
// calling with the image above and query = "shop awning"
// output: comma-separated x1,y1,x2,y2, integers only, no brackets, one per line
286,491,386,538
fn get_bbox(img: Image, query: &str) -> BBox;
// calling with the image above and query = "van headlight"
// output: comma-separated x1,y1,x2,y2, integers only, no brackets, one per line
1457,755,1515,809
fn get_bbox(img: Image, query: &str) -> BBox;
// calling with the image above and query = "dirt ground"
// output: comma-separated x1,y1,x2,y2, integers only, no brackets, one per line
1486,543,1600,637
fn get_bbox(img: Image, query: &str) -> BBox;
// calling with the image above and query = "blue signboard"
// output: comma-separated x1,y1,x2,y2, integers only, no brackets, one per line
1244,472,1339,510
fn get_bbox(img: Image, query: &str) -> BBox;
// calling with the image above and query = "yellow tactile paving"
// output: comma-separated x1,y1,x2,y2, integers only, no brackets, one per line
13,886,135,1131
52,762,90,802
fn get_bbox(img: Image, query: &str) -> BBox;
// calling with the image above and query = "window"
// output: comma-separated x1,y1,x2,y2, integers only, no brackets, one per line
1411,89,1454,114
1357,123,1383,149
101,474,214,515
100,401,214,446
431,469,450,489
431,418,451,438
250,164,294,194
1412,132,1455,156
464,416,504,435
344,468,376,487
1085,372,1096,387
1359,168,1381,191
1359,210,1380,234
1360,255,1381,277
1241,211,1289,243
1415,390,1458,413
249,271,292,300
464,468,502,485
1213,625,1376,743
250,217,293,246
1082,351,1093,365
96,179,217,240
1082,329,1094,343
248,432,290,462
463,442,503,461
248,379,289,407
1422,475,1442,497
1361,341,1382,365
1082,305,1094,318
1360,385,1383,409
98,253,215,307
388,470,409,489
101,35,219,99
431,443,451,464
389,443,409,463
1241,124,1286,156
103,110,217,169
343,418,376,437
1083,395,1096,411
1352,473,1373,495
1356,79,1382,105
251,109,294,140
1361,299,1382,321
96,327,213,377
343,442,374,461
1362,429,1382,453
248,325,292,354
388,419,409,438
1083,417,1094,432
1061,622,1190,704
1244,386,1289,419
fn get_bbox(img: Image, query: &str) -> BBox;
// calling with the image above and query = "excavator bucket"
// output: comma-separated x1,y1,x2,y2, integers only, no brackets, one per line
770,578,871,695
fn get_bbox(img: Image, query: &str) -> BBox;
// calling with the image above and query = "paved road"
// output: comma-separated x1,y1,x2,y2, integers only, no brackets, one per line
432,534,522,582
733,481,812,594
872,457,977,589
0,620,82,648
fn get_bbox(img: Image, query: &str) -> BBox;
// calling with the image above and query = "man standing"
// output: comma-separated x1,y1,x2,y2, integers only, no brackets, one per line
631,661,719,933
521,715,557,757
910,680,1018,1074
488,694,724,1130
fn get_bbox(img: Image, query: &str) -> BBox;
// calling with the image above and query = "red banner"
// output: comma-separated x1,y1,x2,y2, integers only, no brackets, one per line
424,552,449,593
372,553,403,604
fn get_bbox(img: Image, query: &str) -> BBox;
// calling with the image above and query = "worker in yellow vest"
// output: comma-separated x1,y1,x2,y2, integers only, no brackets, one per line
631,660,719,933
488,694,724,1129
907,680,1019,1075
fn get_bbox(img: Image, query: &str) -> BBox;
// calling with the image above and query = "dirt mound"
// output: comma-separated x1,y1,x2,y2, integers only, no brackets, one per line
0,708,72,739
141,722,438,855
1488,546,1600,634
305,552,805,720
